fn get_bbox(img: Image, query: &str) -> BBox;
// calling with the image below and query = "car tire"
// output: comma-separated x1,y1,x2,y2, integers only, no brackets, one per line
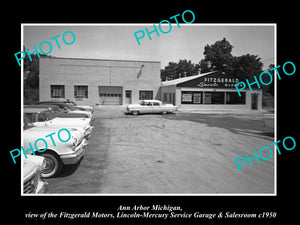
132,111,139,115
40,152,62,178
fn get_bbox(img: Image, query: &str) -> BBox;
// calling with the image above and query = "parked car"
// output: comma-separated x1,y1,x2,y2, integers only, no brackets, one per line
23,155,48,194
126,100,178,115
25,104,64,114
25,105,90,118
23,114,87,178
62,100,94,113
24,107,93,139
36,101,92,118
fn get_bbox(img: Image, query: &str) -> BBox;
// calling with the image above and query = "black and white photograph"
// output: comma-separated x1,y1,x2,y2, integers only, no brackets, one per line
5,4,298,225
21,24,276,195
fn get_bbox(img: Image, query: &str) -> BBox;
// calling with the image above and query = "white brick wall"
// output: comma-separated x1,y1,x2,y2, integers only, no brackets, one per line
39,57,161,105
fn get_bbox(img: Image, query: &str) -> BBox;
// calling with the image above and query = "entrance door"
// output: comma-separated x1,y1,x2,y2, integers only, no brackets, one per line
251,94,258,110
125,90,132,104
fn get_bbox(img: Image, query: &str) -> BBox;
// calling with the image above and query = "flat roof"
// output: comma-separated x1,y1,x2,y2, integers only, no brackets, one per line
40,55,161,64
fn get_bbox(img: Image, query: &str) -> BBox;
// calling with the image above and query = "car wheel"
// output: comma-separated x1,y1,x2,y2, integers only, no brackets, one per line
132,111,139,115
40,152,62,178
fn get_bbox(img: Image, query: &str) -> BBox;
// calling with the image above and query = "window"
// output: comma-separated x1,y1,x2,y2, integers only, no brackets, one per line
125,90,131,98
74,85,88,98
163,93,168,103
153,102,160,106
226,92,246,104
139,90,153,100
182,92,193,103
193,93,202,103
37,113,46,122
50,85,65,98
203,92,225,104
181,91,202,104
203,93,211,104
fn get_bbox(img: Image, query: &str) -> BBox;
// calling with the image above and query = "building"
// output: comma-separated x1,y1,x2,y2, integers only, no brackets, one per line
160,71,262,110
39,56,161,105
39,56,262,110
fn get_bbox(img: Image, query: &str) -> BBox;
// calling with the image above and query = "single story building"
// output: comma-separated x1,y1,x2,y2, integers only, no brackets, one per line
160,71,262,110
39,56,262,110
39,56,161,105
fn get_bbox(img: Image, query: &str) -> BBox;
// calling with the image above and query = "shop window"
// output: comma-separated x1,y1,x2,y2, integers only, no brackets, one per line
74,85,88,98
193,93,202,104
204,92,225,104
139,90,153,100
182,92,193,103
50,85,65,98
226,92,246,104
181,91,203,104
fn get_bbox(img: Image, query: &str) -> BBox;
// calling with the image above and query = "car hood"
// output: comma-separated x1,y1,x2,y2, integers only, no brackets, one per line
45,118,90,127
24,126,83,145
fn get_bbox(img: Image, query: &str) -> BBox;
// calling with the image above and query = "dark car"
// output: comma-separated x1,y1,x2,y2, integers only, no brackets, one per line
25,104,63,114
35,101,91,118
25,105,89,118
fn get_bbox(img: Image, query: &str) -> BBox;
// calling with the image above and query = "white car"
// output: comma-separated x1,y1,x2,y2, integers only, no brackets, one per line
126,100,178,115
24,108,93,139
23,155,48,194
23,114,87,178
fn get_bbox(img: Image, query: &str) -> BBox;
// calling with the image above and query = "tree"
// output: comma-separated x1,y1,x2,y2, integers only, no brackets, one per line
199,38,233,74
23,46,40,104
229,54,263,81
198,38,264,81
161,59,199,81
24,53,39,89
265,64,275,96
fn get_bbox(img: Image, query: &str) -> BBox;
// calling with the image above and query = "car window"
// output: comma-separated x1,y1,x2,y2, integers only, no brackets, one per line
37,113,46,122
23,114,34,130
45,111,55,120
153,102,160,106
25,113,35,123
146,102,152,106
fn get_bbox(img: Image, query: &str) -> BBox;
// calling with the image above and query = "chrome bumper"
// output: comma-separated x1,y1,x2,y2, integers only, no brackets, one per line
60,139,86,165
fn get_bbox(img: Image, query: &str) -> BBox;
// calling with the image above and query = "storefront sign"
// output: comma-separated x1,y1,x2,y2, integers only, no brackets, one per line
197,77,241,88
177,71,244,89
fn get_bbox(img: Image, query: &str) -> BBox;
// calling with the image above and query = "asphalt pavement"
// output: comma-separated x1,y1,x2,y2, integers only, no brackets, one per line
46,107,275,194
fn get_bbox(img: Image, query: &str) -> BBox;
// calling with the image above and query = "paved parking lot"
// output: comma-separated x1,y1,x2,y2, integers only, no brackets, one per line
47,107,275,194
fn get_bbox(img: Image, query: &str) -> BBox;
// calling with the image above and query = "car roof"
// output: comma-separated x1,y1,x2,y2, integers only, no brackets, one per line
24,104,60,109
24,108,53,113
142,100,161,103
37,101,72,109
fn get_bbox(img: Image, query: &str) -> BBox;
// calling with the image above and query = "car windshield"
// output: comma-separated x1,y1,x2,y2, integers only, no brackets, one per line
23,114,34,130
64,104,76,111
25,111,55,122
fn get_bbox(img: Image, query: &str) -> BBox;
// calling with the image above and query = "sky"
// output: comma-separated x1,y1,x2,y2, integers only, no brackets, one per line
23,24,275,69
